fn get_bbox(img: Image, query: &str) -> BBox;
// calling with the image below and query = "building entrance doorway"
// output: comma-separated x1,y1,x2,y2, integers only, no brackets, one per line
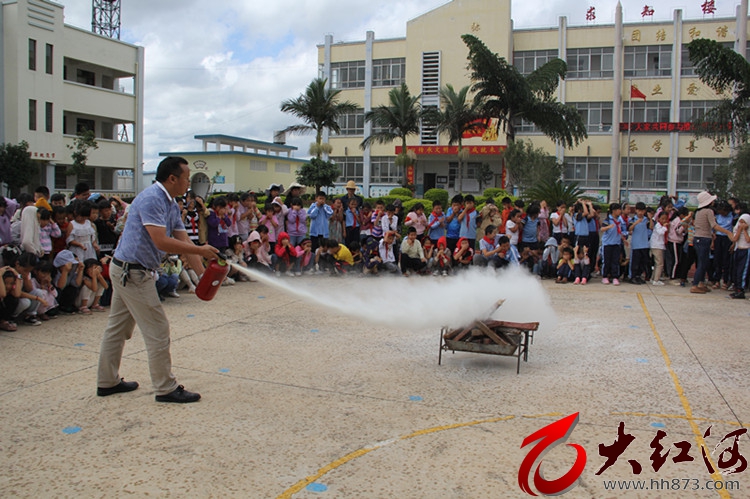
423,173,436,192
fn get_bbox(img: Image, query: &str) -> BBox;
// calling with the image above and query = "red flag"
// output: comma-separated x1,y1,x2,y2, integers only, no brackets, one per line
630,85,647,100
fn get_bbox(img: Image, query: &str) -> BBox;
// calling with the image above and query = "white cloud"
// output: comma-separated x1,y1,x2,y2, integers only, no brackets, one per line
58,0,746,173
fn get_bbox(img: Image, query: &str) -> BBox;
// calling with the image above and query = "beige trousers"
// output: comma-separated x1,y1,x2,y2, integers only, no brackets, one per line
651,248,664,282
97,264,178,395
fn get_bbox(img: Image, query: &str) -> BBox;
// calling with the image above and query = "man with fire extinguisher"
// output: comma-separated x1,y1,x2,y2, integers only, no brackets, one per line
96,156,219,403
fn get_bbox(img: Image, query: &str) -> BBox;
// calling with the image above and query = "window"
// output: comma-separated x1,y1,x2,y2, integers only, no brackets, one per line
624,45,672,77
682,42,732,76
563,157,611,188
77,168,95,187
45,44,53,74
29,100,37,131
100,169,114,191
372,58,405,87
677,158,722,190
330,60,365,89
249,160,267,172
331,157,364,183
370,156,402,184
45,102,53,133
275,163,290,174
28,39,36,70
573,102,613,132
447,162,483,189
101,122,114,140
76,68,95,86
335,109,365,136
513,49,558,75
54,165,68,189
512,116,539,134
679,100,720,122
623,101,671,123
76,118,95,134
102,75,114,90
567,47,614,79
622,157,668,189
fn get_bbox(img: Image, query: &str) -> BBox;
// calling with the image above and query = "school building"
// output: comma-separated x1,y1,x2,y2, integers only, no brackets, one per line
158,134,307,199
317,0,750,205
0,0,144,196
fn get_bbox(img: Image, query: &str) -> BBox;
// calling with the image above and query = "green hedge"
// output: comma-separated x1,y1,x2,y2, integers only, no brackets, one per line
402,198,429,214
483,188,513,200
423,188,449,208
389,187,414,198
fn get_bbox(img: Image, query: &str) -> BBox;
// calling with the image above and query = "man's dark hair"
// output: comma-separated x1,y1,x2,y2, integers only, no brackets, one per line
38,208,51,221
240,192,255,202
50,193,66,204
497,235,510,245
255,225,269,234
97,199,112,211
16,251,39,269
635,202,646,210
155,156,187,183
451,194,464,204
514,199,525,209
290,197,303,207
34,186,50,198
407,226,417,234
484,224,496,235
315,191,327,198
501,197,512,205
74,182,90,196
464,194,475,203
562,247,574,257
52,205,66,218
212,196,228,208
432,200,442,208
16,193,33,206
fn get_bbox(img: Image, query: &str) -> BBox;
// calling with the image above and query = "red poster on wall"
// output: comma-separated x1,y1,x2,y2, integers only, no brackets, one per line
406,165,415,185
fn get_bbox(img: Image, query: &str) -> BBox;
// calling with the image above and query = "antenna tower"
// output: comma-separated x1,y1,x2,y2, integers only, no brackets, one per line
91,0,121,39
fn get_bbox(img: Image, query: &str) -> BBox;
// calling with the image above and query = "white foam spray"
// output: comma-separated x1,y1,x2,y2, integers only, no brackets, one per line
231,265,557,333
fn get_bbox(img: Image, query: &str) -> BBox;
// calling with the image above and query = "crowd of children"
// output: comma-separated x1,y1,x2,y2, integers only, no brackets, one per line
1,181,747,332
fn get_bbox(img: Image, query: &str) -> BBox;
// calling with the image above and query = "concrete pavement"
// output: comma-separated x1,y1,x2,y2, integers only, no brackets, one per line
0,274,747,498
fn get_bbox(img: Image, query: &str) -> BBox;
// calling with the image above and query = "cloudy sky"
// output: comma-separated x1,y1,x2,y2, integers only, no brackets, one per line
59,0,744,172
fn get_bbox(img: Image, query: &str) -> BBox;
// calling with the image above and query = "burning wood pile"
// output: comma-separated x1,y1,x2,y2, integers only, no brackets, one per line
439,300,539,372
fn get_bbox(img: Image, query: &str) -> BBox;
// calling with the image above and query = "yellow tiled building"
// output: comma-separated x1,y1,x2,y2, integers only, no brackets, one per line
318,0,749,205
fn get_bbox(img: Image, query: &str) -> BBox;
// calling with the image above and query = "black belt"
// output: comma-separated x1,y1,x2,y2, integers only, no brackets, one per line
112,257,149,271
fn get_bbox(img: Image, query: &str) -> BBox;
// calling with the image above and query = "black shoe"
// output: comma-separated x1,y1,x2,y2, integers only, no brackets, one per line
155,385,201,403
730,292,746,299
97,378,139,397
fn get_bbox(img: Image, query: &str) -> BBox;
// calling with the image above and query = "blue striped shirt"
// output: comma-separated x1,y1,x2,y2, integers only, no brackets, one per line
114,182,184,269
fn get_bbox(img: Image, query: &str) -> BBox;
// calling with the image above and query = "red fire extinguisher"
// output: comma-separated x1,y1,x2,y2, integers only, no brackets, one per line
195,255,230,301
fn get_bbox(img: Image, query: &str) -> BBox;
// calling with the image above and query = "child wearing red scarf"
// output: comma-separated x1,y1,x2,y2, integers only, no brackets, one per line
453,237,474,271
457,194,478,250
344,198,361,247
286,198,307,247
427,200,446,246
435,236,452,275
273,232,298,276
473,225,503,268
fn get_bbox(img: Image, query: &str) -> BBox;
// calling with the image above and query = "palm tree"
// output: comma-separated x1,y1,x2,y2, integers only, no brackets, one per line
461,34,587,148
687,38,750,146
280,78,358,158
434,84,483,192
360,83,424,185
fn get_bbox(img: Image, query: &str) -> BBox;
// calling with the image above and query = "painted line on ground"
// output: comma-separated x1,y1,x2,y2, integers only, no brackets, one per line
637,292,731,499
275,415,516,499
